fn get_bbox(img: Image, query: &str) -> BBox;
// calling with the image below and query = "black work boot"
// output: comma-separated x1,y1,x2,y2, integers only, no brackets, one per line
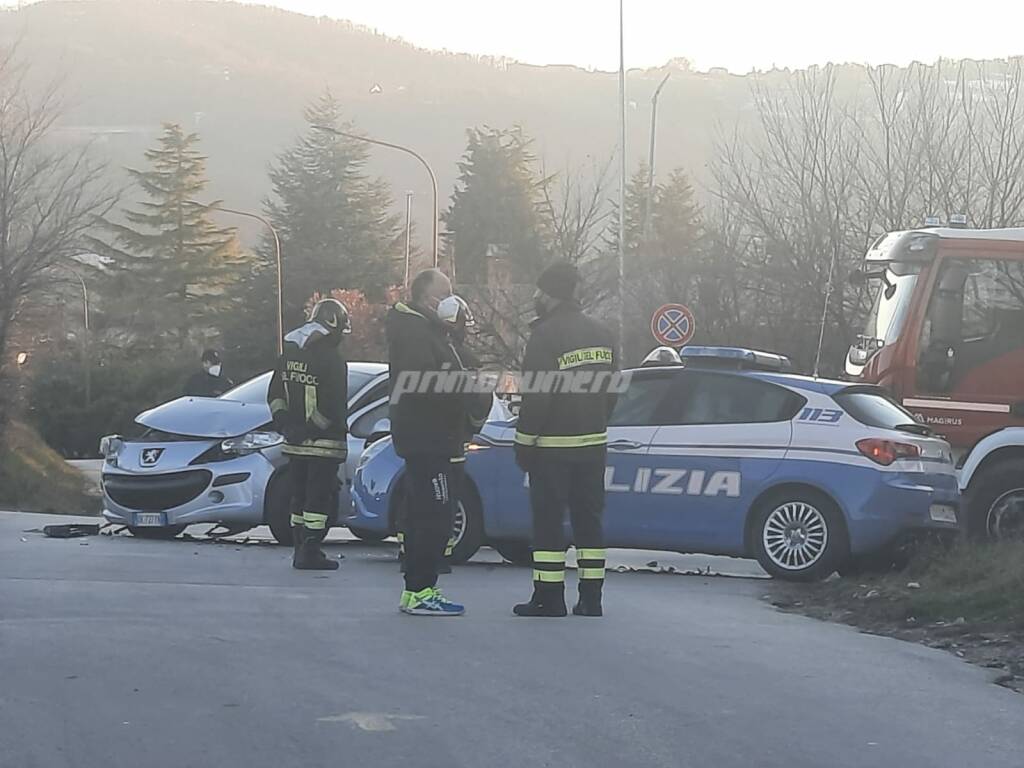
573,581,603,617
294,530,339,570
513,583,567,617
290,524,304,569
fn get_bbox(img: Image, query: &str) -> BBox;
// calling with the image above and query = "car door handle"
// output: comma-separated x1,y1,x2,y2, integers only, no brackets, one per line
608,440,643,451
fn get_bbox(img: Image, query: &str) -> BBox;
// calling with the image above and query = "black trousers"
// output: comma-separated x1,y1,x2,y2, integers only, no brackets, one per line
288,456,340,534
403,455,462,592
528,455,606,588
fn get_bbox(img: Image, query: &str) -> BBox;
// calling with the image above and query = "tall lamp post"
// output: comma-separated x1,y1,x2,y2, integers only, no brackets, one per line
188,201,284,355
404,191,414,288
644,71,671,239
617,0,627,363
312,124,439,268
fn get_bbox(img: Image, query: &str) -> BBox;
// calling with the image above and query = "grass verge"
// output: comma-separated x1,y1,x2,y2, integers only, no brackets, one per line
771,541,1024,692
0,420,99,514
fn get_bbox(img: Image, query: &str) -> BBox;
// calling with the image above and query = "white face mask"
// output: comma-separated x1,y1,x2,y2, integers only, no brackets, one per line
207,364,222,377
436,295,461,325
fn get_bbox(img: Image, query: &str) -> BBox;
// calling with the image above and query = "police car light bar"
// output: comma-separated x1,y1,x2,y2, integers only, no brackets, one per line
678,346,793,373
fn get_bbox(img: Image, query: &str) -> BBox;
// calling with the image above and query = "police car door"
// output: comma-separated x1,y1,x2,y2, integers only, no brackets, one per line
601,370,679,548
644,371,798,556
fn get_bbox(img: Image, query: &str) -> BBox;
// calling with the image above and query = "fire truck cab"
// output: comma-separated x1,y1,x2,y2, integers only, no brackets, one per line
846,224,1024,539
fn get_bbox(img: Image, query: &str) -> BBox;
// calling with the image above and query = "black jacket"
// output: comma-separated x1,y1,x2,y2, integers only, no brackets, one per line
267,322,348,460
184,370,233,398
515,301,618,461
386,302,487,459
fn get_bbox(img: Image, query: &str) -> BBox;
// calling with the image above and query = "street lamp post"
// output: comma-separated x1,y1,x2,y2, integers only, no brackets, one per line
188,201,284,355
617,0,627,364
312,124,439,268
644,71,671,239
404,191,414,288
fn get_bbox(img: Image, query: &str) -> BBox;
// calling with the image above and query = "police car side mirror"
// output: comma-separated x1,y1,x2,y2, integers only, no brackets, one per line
372,417,391,435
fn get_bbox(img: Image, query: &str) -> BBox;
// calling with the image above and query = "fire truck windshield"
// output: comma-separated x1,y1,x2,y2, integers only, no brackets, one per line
862,268,918,345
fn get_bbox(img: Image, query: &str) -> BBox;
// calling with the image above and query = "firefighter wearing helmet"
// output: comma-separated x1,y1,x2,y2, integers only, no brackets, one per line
267,298,351,570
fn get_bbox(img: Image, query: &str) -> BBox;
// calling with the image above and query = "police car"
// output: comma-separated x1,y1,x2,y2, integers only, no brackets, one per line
350,347,961,581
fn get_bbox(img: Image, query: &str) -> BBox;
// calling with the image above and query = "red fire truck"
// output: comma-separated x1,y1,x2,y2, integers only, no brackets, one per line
846,222,1024,539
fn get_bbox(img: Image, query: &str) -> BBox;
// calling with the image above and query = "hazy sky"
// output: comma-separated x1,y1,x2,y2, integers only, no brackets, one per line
229,0,1024,73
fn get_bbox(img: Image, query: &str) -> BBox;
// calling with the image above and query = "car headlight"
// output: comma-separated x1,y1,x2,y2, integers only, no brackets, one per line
358,436,391,469
99,435,123,464
221,431,283,457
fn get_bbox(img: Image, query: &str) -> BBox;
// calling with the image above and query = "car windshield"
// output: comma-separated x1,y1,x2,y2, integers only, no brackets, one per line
861,267,919,345
220,369,380,404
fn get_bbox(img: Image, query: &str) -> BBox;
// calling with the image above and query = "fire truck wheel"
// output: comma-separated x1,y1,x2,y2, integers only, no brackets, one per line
967,461,1024,541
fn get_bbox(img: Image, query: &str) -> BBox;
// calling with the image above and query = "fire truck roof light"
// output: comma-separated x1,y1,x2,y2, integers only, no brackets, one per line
679,346,793,373
949,213,968,228
923,216,942,227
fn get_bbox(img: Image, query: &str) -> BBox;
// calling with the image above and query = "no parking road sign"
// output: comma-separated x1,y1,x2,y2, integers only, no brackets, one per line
650,303,696,347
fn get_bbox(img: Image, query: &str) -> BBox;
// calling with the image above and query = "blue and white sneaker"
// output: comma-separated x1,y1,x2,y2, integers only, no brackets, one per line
402,587,465,616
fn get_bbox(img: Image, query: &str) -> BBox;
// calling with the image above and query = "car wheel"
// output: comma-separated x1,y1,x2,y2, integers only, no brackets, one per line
266,470,294,546
128,525,186,540
752,489,848,582
493,541,532,566
449,483,483,565
348,526,389,542
966,461,1024,541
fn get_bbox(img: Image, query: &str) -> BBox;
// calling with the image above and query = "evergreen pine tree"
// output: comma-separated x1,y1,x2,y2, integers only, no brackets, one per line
444,126,547,286
94,123,241,350
263,92,401,324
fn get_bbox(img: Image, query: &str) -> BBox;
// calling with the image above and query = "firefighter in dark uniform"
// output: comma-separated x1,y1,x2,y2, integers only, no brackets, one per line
267,298,351,571
387,269,483,616
513,262,618,617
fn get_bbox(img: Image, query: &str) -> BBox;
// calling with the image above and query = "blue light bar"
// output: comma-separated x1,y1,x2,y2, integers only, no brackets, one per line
678,346,793,372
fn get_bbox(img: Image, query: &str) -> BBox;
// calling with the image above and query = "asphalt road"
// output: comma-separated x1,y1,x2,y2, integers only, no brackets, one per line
2,511,1022,768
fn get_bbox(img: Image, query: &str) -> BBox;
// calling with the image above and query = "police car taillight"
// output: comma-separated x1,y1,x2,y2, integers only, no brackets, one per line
856,438,920,466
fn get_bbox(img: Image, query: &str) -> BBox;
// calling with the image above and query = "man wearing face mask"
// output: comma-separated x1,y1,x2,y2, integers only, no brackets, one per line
184,349,233,398
267,298,351,570
513,262,619,618
387,269,476,616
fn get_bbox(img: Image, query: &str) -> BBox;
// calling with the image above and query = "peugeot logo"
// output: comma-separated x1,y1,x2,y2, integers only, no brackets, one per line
140,448,164,467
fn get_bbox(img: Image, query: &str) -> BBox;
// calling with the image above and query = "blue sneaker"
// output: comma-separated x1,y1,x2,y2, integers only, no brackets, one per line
403,587,465,616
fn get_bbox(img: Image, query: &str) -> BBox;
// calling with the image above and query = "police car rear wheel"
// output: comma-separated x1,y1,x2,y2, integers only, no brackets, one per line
753,491,846,582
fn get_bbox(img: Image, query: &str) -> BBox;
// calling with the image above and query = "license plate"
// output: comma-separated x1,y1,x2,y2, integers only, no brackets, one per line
134,512,166,527
929,504,957,524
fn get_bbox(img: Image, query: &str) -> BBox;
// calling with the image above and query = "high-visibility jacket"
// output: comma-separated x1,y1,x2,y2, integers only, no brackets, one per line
514,301,618,460
267,322,348,460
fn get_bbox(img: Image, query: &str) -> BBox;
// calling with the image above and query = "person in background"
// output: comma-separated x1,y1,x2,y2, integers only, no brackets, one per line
184,349,233,398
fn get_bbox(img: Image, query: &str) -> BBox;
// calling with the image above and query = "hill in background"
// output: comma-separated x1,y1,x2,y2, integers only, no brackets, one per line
0,0,749,253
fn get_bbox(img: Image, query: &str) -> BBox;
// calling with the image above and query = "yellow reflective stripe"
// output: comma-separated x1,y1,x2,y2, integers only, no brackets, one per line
535,432,607,448
395,302,426,318
269,398,288,415
579,568,605,580
450,456,467,463
282,445,346,458
577,548,606,560
444,538,455,557
533,550,566,563
514,431,538,446
396,532,405,543
304,385,317,423
310,409,331,430
557,346,613,370
290,513,305,526
303,511,329,530
534,570,566,583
